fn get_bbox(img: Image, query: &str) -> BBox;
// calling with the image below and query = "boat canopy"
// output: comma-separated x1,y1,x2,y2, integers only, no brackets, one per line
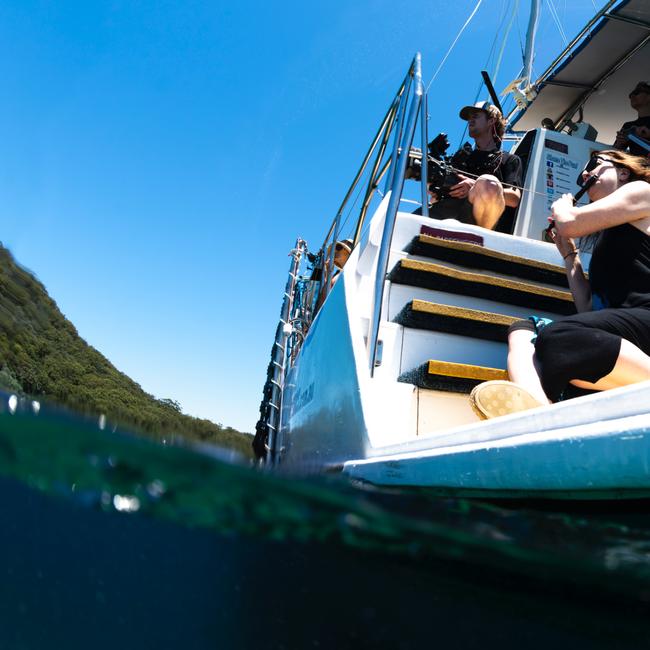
509,0,650,144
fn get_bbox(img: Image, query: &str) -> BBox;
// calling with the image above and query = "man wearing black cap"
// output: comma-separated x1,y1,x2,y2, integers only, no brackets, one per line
614,81,650,157
429,101,522,232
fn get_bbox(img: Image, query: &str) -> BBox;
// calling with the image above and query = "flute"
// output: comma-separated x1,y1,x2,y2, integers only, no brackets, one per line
544,173,598,238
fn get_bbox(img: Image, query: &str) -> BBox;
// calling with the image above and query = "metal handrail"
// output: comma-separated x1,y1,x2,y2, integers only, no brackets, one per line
419,91,429,218
319,99,400,295
353,109,399,247
280,54,428,377
256,55,430,462
319,75,410,297
368,53,424,373
384,63,415,193
353,157,393,246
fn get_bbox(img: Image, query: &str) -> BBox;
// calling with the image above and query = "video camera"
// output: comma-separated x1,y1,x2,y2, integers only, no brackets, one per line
405,133,470,198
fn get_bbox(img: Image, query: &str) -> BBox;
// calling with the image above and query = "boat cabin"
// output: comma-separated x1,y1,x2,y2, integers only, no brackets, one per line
510,0,650,240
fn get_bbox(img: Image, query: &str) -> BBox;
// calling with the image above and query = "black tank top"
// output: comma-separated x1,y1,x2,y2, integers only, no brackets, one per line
589,223,650,309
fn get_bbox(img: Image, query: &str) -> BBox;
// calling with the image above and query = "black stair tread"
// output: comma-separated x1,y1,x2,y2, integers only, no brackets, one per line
399,360,508,393
405,234,570,288
389,258,576,316
394,299,517,342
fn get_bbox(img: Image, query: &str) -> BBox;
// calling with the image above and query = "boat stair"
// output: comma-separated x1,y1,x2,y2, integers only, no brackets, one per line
380,221,574,435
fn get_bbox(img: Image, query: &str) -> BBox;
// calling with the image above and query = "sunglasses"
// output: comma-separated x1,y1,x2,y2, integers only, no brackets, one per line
630,88,650,98
576,155,615,186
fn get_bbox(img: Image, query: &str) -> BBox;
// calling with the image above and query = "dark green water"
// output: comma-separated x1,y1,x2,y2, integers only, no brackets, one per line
1,392,650,649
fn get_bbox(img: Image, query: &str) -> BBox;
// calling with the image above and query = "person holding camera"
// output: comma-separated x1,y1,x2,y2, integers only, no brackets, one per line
468,150,650,419
428,101,522,232
613,81,650,157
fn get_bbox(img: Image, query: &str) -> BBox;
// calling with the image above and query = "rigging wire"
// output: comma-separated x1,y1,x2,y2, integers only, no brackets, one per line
546,0,569,45
492,0,520,88
496,0,525,120
515,1,526,62
459,0,516,144
336,175,371,240
483,0,510,75
425,0,484,93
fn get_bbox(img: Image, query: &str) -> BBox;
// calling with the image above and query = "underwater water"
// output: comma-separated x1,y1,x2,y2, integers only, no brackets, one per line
1,393,650,649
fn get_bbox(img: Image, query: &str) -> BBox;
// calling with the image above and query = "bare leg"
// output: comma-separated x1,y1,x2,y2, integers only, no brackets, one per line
506,329,551,404
468,174,505,230
570,338,650,391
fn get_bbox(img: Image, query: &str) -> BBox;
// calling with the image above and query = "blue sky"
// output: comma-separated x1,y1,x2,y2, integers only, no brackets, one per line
0,1,606,433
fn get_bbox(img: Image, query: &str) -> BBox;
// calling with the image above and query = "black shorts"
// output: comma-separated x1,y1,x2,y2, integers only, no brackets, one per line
511,304,650,401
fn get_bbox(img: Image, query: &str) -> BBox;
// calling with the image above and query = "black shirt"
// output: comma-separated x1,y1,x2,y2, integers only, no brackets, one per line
450,147,523,190
619,116,650,157
589,223,650,309
431,146,523,232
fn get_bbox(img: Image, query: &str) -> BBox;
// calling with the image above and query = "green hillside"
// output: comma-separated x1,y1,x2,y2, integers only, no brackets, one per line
0,244,253,458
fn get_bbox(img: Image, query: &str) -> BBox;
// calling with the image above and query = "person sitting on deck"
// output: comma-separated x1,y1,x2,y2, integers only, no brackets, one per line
468,150,650,420
330,239,352,287
428,101,522,232
613,81,650,158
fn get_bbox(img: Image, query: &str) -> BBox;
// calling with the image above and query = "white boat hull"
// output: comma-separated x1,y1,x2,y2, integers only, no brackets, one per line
343,409,650,494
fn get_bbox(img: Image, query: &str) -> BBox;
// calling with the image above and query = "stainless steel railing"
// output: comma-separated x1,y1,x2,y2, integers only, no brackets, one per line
367,53,425,372
255,54,430,460
305,53,428,372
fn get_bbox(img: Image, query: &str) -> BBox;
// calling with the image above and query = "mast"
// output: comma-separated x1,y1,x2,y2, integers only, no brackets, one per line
501,0,542,112
522,0,541,90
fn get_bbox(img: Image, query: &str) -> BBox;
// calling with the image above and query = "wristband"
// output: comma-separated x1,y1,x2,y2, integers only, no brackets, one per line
563,249,579,260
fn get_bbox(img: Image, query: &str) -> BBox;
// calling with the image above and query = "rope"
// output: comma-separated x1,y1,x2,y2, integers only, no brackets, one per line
425,0,484,93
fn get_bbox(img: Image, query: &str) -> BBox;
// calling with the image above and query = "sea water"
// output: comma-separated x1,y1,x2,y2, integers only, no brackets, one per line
1,393,649,649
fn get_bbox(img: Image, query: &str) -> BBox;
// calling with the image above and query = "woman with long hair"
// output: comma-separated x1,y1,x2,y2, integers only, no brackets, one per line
470,150,650,419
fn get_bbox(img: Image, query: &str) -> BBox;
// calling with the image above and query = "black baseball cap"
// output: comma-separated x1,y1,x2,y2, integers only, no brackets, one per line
630,81,650,97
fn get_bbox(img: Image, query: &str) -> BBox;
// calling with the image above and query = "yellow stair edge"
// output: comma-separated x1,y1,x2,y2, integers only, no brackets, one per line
400,258,573,302
418,234,567,274
411,300,519,327
427,360,509,382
